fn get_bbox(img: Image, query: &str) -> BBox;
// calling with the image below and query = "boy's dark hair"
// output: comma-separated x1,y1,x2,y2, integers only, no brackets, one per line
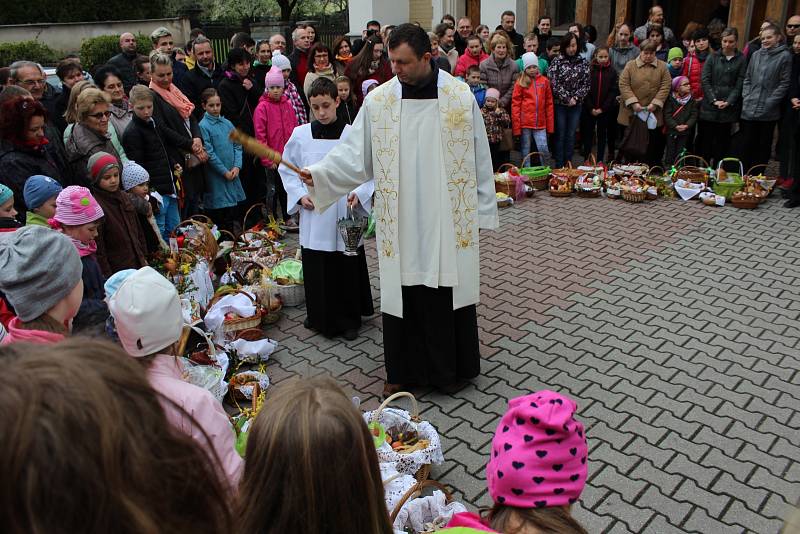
546,36,561,50
366,20,381,29
466,34,482,45
226,47,252,67
200,87,218,105
230,32,256,49
538,15,552,24
466,64,480,76
55,59,82,81
501,10,515,18
134,55,149,75
434,23,451,39
308,77,339,101
691,28,710,41
388,23,431,59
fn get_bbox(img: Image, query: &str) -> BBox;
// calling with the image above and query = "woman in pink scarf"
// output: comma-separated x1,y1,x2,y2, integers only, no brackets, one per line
149,52,207,217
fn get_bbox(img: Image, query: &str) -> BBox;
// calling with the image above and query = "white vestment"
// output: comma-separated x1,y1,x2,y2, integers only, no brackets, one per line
280,123,374,252
308,69,499,318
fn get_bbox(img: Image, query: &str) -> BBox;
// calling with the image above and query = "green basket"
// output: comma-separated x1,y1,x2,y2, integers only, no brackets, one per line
713,158,744,200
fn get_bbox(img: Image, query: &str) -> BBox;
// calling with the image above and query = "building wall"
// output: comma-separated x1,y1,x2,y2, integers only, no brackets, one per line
411,0,435,29
348,0,410,34
480,0,528,33
0,17,190,54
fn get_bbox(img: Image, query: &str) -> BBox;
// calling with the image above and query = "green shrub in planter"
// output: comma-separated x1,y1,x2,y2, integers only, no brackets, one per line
79,33,151,73
0,41,58,67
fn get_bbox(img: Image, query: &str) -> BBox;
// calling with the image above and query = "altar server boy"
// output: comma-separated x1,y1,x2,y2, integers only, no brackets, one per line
279,77,375,340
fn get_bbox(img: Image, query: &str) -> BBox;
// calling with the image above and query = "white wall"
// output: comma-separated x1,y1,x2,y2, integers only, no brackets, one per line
348,0,411,35
0,18,190,55
480,0,528,33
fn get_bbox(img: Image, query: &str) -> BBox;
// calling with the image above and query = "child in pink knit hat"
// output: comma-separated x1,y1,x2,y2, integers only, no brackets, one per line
447,390,589,533
253,65,299,226
51,186,110,332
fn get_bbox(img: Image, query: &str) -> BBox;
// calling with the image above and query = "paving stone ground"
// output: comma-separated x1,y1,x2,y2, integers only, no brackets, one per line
266,191,800,533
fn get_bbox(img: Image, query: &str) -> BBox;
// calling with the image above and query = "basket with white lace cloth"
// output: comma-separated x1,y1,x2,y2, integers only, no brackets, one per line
390,480,467,533
365,392,444,480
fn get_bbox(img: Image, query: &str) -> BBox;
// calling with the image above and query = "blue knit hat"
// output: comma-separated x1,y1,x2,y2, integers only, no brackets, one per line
0,184,12,206
23,175,63,210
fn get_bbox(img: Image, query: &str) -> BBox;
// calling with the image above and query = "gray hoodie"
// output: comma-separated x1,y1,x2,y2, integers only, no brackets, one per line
741,43,791,121
610,45,640,75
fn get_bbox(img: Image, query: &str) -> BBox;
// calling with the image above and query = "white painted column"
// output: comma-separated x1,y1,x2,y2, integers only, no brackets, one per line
348,0,411,35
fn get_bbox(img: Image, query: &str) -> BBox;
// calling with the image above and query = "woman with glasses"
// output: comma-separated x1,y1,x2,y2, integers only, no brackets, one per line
64,88,122,186
94,65,133,148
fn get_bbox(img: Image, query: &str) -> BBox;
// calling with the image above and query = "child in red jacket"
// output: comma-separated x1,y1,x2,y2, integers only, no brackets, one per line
511,52,554,167
580,47,619,162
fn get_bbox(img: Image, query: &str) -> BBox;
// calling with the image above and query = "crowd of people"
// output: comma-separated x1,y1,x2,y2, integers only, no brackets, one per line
0,8,798,532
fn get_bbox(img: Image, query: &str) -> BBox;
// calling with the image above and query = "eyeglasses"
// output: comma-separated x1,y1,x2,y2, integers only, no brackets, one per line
18,79,45,87
87,111,112,119
788,24,800,29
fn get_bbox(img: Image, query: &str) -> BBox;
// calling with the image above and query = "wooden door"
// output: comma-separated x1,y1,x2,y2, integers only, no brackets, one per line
467,0,481,27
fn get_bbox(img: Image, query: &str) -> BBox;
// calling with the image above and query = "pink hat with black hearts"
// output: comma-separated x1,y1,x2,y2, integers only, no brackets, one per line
486,390,588,509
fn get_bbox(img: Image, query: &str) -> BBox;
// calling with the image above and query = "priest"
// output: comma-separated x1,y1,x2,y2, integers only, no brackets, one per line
299,23,499,397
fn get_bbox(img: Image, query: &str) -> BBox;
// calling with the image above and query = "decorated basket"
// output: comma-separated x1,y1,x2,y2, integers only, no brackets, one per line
731,177,766,208
610,162,649,181
744,164,776,201
551,161,583,183
271,250,305,306
494,164,526,199
575,172,602,198
171,217,219,263
366,392,444,480
548,174,573,197
621,178,647,203
390,479,458,532
207,287,263,333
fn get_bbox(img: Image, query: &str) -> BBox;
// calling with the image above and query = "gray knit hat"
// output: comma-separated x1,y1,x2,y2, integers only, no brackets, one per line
0,226,82,321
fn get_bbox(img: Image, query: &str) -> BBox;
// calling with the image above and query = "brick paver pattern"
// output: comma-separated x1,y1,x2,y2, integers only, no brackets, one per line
268,193,800,533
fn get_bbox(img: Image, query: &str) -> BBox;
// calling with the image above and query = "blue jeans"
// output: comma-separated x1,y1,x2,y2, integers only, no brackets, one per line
155,195,180,241
554,104,582,168
520,128,551,167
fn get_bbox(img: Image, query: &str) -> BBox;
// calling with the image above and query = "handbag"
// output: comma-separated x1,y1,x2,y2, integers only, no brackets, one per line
498,127,514,151
184,148,209,169
619,115,649,161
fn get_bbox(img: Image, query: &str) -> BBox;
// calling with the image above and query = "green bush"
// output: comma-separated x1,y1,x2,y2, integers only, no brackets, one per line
79,33,151,73
0,40,58,67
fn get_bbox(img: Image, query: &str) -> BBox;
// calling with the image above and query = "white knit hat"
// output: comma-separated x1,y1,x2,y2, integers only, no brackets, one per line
108,267,183,357
121,161,150,191
522,52,539,71
271,52,291,71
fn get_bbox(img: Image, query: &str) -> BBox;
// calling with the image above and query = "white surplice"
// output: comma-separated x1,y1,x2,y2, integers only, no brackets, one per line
307,69,499,318
280,123,374,252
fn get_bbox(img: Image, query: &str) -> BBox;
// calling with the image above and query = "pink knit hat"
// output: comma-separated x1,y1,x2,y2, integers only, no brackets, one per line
52,186,104,227
485,88,500,101
486,390,588,508
671,75,689,93
264,66,285,89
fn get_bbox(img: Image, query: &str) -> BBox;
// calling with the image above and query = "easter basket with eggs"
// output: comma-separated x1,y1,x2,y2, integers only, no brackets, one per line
575,169,603,198
365,392,444,480
548,174,574,197
621,177,647,203
744,164,777,201
205,286,264,334
731,177,767,209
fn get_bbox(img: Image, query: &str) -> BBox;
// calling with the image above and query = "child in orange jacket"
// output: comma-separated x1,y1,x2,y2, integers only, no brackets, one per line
511,52,554,167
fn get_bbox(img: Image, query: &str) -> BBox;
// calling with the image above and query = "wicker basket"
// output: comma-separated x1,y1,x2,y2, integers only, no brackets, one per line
172,218,219,262
494,163,524,197
182,326,227,402
744,164,775,202
549,188,573,197
208,287,263,333
551,161,583,183
273,281,305,307
622,178,647,203
672,155,711,184
390,479,454,530
731,194,760,209
369,391,442,481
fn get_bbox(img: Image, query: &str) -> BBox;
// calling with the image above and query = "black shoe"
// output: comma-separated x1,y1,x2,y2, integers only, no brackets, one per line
342,328,358,341
303,318,311,328
784,199,800,208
